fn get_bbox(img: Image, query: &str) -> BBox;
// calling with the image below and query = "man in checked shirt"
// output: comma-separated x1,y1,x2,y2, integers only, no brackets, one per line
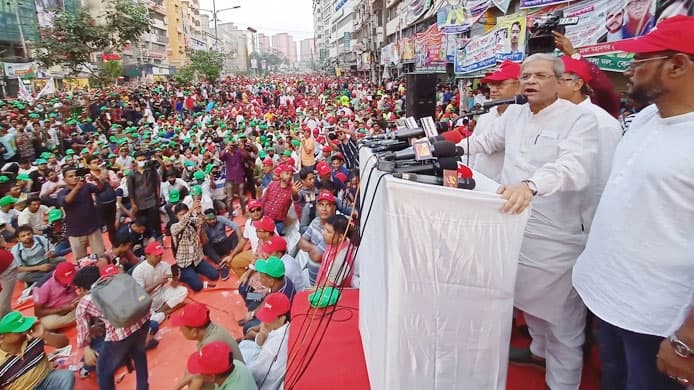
260,164,295,236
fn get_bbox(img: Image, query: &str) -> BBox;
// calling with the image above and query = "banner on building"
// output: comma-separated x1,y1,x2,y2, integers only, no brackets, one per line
407,0,434,25
401,36,416,63
655,0,694,21
445,34,468,62
454,29,497,74
415,24,447,72
520,0,570,8
3,62,37,78
584,52,634,72
436,0,488,34
494,13,527,62
492,0,513,14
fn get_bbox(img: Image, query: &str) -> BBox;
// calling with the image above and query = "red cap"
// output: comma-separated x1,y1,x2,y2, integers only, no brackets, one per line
316,162,331,176
317,191,336,204
144,241,165,256
0,249,13,275
613,16,694,55
316,135,326,143
100,264,120,278
332,152,345,161
262,158,274,166
481,60,521,83
561,56,592,83
322,145,332,153
255,293,291,323
261,235,287,254
334,172,347,184
187,341,232,375
457,164,474,179
285,158,295,167
54,262,77,285
247,199,262,210
278,164,295,174
171,302,210,328
253,216,276,232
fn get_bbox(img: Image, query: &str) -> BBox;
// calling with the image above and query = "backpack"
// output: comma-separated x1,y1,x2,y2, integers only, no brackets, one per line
90,273,152,328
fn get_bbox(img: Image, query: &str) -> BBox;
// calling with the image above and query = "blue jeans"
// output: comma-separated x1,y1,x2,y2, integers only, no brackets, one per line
97,321,149,390
36,369,75,389
598,317,685,390
53,240,72,257
275,220,286,236
179,260,219,292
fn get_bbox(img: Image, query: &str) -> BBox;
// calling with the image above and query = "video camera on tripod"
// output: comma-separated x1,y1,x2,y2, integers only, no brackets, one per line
527,10,579,55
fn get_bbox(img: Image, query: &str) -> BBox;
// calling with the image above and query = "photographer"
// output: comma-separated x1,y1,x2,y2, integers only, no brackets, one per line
56,166,106,261
127,150,163,240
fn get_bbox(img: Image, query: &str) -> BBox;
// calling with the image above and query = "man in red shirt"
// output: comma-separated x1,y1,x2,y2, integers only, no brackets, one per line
261,164,294,236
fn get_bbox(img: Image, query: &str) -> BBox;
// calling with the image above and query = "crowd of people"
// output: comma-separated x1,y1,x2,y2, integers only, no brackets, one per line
0,15,692,390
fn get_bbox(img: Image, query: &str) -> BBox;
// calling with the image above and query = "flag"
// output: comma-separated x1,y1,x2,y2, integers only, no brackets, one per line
36,78,56,100
17,78,33,104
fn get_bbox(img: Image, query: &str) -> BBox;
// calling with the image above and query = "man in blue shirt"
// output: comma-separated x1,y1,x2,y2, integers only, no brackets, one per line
202,209,241,281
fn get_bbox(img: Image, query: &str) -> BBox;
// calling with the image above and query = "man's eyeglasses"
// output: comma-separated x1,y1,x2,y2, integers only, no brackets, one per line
627,55,671,70
519,73,557,81
250,208,262,213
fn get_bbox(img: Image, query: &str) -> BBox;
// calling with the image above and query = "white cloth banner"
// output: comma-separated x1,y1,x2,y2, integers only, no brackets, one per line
358,149,529,390
36,78,56,100
17,78,33,104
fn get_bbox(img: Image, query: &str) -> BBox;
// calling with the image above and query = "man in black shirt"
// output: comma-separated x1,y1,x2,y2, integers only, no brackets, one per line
127,151,162,240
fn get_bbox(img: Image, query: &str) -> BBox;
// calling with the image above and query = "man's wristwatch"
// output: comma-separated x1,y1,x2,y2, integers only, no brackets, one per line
522,180,538,196
669,333,694,358
570,52,582,60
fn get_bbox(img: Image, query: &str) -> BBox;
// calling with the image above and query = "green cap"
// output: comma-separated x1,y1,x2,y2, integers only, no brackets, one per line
123,169,131,177
183,160,196,168
254,256,285,278
40,152,51,159
47,208,63,223
258,150,267,159
169,189,180,204
193,170,206,181
0,176,9,184
65,149,75,155
308,286,341,308
191,185,203,196
35,158,48,165
283,150,292,157
0,311,37,334
80,148,89,154
0,195,18,207
291,139,301,148
100,106,108,111
16,173,31,181
204,163,215,175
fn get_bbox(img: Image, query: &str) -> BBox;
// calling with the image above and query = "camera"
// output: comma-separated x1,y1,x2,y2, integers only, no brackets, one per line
527,11,579,55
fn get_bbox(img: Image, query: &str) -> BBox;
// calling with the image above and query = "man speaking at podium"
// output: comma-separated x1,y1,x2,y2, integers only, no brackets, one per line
460,53,599,390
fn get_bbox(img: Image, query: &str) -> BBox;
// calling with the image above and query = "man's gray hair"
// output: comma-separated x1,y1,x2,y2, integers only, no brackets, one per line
522,53,565,77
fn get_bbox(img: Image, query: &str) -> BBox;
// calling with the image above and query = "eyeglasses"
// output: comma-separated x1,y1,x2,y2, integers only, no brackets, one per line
250,208,262,213
627,55,671,70
519,73,557,81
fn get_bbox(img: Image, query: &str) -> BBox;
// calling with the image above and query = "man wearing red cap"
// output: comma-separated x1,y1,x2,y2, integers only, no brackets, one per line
132,241,188,323
32,261,78,330
172,303,245,390
298,191,337,286
239,293,290,390
464,53,600,390
558,55,622,234
573,15,694,389
469,60,522,182
185,342,256,390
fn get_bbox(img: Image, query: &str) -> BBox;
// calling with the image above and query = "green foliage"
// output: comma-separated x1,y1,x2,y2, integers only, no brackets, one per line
186,50,225,81
100,60,123,85
32,0,151,74
173,65,195,85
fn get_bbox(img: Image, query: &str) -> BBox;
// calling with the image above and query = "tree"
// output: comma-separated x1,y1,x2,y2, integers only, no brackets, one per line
186,50,225,81
32,0,151,78
99,60,123,86
172,65,195,85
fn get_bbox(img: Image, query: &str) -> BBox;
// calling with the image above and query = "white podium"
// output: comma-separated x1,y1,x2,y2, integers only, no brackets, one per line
358,148,529,390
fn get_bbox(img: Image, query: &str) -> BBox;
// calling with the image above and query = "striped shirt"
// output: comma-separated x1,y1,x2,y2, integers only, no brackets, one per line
0,338,51,390
76,294,150,348
336,138,359,170
170,211,205,268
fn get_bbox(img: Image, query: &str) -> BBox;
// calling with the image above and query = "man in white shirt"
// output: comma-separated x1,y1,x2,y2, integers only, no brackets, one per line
461,53,599,390
132,241,188,324
467,60,521,182
18,197,49,234
573,16,694,389
557,56,622,233
239,292,290,390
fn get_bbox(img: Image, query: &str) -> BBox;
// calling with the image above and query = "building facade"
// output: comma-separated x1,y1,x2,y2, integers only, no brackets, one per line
271,33,297,65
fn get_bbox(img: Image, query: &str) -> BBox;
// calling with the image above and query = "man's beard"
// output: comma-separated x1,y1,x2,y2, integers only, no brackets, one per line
628,71,666,106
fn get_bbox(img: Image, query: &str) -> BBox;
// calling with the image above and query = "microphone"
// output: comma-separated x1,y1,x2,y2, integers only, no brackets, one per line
383,141,464,161
368,127,425,141
393,156,460,175
393,172,477,190
481,94,528,111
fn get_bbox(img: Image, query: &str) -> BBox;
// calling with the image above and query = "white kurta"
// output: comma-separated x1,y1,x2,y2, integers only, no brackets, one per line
462,98,599,323
577,97,622,232
467,106,505,182
573,105,694,337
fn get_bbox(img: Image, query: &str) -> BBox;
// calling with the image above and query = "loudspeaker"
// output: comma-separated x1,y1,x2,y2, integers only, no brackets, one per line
406,73,437,119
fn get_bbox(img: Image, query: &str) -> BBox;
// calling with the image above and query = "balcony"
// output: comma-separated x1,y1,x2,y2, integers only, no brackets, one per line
147,1,167,15
151,19,167,31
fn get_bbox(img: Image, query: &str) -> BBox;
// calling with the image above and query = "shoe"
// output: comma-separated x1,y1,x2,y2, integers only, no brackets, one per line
145,339,159,351
509,347,546,369
220,266,230,281
79,367,90,378
151,312,165,324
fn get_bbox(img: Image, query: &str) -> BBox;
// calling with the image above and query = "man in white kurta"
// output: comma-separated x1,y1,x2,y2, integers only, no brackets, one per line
557,56,622,232
460,54,599,390
573,16,694,389
467,60,522,182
